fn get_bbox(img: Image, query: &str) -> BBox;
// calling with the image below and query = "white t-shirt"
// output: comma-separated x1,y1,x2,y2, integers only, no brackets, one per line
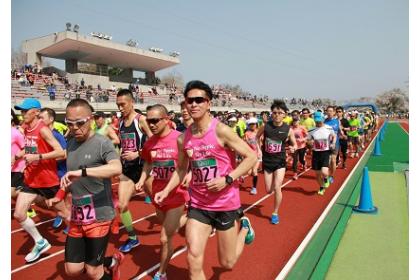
308,125,335,151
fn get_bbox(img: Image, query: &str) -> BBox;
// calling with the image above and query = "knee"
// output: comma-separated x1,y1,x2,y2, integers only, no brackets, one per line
14,210,26,223
65,265,84,277
160,234,169,246
220,258,236,269
85,265,103,279
187,249,203,269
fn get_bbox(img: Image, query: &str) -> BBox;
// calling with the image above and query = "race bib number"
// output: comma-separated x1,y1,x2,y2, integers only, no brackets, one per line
314,139,329,151
121,133,137,151
71,194,96,225
265,137,282,153
191,158,218,185
25,146,38,154
152,160,176,181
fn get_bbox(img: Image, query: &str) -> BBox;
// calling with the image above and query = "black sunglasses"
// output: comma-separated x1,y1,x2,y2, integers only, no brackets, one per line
146,118,164,125
186,97,209,105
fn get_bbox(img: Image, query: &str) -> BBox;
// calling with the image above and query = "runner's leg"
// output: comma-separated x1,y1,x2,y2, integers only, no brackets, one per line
186,218,212,280
216,221,248,269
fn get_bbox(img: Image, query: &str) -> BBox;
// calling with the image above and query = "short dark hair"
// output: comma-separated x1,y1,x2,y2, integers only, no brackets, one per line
326,105,335,111
40,107,57,121
301,107,310,113
291,110,300,115
117,89,134,100
66,98,94,113
147,104,168,116
11,109,20,126
183,80,213,100
271,99,288,112
336,106,344,112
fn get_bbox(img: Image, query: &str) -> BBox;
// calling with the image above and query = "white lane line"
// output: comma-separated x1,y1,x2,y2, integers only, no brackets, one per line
275,128,378,280
131,169,312,280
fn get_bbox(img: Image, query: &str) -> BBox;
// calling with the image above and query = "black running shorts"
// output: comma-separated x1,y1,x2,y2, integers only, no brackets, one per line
20,185,60,199
312,150,331,171
65,231,110,266
187,206,244,231
262,158,287,173
11,172,25,190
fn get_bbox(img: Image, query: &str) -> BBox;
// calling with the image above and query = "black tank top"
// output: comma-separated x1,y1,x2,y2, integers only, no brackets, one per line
262,121,289,163
119,114,144,167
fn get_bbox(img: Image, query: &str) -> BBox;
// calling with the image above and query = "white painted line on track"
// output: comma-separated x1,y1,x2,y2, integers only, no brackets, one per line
275,128,379,280
131,168,312,279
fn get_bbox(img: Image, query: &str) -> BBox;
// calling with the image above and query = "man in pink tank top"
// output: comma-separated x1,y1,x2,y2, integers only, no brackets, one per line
155,80,257,280
135,104,189,280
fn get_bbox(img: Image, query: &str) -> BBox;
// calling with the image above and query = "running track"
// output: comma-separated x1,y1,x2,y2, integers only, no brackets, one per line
11,131,381,279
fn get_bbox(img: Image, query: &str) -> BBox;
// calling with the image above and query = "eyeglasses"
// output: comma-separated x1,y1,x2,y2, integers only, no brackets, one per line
146,118,164,125
65,117,91,128
186,97,209,105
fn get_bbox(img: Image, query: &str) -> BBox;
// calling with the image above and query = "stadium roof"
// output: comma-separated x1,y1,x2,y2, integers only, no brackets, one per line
22,31,180,72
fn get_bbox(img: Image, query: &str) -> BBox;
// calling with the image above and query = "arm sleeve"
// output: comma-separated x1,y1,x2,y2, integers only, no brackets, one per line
100,137,119,163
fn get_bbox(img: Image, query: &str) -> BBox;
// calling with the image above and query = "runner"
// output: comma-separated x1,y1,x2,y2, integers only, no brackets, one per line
135,104,189,280
348,111,361,158
335,106,350,169
154,80,256,280
299,108,316,130
12,98,70,263
11,109,25,199
257,99,297,224
47,98,124,280
290,111,308,180
39,107,69,230
116,89,152,253
94,111,120,145
324,106,341,184
176,100,193,133
244,117,261,194
307,111,336,195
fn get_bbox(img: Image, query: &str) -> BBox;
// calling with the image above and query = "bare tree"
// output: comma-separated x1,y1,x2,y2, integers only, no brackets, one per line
11,47,26,70
160,70,184,89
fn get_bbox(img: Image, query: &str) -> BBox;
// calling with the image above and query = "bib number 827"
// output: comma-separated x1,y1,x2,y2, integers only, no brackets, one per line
193,166,217,184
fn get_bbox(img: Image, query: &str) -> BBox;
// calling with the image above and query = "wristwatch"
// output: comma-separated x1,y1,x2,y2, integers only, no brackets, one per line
81,167,88,177
225,175,234,185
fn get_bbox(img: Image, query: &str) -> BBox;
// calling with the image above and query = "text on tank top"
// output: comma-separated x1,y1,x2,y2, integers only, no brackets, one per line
183,118,240,211
263,121,289,155
119,114,144,165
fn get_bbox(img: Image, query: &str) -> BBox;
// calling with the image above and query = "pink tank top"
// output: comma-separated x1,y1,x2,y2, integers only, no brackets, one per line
11,127,25,172
244,130,258,152
184,118,240,211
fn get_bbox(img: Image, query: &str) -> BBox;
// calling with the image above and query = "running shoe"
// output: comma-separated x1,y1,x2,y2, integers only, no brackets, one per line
250,187,257,195
318,187,325,196
144,196,152,204
270,213,279,225
293,173,298,180
329,176,334,184
240,217,255,244
52,216,63,229
323,178,330,189
153,272,168,280
111,251,125,280
25,238,51,263
27,208,37,218
119,238,140,253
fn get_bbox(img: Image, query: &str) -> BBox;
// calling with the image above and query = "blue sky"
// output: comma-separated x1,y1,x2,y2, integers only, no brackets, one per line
11,0,408,100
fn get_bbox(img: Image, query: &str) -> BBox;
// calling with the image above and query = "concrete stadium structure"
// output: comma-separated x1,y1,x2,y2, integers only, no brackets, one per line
22,30,180,89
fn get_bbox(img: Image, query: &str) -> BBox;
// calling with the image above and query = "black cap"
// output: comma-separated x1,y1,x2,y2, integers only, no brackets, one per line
94,111,106,118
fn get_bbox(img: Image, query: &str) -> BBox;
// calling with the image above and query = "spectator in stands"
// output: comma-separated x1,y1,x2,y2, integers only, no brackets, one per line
47,83,56,101
80,78,85,88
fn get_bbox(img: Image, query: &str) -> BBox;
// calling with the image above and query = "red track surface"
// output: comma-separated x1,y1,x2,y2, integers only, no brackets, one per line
399,120,409,133
11,133,379,279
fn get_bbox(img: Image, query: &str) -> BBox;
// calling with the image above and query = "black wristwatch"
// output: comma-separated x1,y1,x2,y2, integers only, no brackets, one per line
225,175,234,185
81,167,87,177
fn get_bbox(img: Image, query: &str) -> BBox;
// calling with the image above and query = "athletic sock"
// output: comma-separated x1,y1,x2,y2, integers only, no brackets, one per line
252,176,258,188
120,211,136,239
20,217,43,243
